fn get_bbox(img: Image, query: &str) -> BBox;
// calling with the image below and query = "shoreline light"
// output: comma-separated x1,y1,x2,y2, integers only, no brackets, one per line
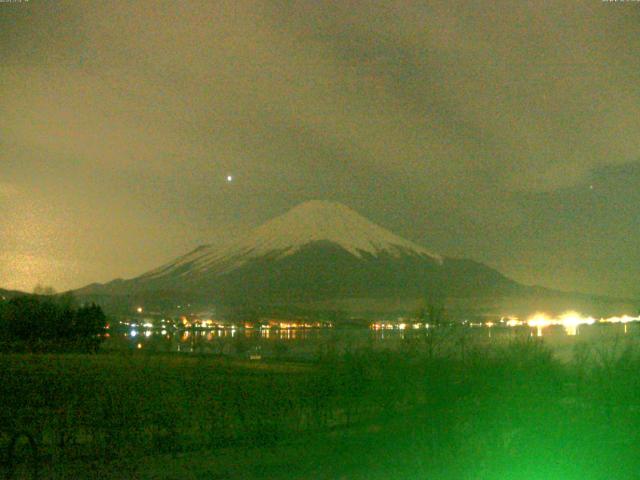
517,311,638,336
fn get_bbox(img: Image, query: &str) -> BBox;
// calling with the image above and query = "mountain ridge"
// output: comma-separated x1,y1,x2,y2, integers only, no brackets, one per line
76,201,526,308
139,200,442,281
74,198,639,318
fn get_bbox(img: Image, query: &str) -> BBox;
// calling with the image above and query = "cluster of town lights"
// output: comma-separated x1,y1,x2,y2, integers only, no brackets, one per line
500,311,640,336
371,322,430,331
370,312,640,336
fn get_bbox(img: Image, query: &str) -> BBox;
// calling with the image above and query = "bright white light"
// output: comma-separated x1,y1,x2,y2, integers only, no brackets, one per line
527,313,551,329
136,307,143,313
130,329,138,338
604,315,640,324
520,311,600,336
226,175,233,182
558,311,595,334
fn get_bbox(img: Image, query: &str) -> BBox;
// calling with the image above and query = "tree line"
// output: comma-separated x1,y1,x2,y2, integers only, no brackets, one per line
0,293,107,352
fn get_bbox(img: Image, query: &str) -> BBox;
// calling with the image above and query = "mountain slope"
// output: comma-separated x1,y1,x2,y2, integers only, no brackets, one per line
140,200,442,281
77,200,523,306
0,288,26,300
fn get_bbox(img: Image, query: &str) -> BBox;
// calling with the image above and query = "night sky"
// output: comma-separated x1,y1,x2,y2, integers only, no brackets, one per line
1,1,639,298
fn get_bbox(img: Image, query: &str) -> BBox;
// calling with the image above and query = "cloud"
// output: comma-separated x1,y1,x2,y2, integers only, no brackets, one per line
0,182,17,196
5,1,639,195
0,1,638,295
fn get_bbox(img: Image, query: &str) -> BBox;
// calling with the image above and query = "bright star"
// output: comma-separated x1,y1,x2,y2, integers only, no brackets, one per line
226,175,233,182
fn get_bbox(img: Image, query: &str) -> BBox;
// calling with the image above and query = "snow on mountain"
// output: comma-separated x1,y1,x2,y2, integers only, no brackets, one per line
141,200,441,280
75,201,629,314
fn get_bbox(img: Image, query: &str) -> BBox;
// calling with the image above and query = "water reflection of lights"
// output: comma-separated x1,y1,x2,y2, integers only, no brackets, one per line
374,312,640,337
527,313,552,337
522,311,636,337
371,323,411,330
558,311,595,336
119,312,640,351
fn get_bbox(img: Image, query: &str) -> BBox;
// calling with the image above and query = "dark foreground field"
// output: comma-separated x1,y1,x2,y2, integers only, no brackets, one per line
3,333,640,479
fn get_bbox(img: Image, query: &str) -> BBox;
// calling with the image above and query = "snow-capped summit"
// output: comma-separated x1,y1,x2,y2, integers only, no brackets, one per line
74,201,625,315
77,200,521,306
141,200,441,280
248,200,440,259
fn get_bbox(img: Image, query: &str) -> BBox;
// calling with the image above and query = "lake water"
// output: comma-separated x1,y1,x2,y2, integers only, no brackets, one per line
103,322,640,361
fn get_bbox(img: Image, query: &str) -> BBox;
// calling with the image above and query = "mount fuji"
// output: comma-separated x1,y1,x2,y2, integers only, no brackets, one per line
77,201,523,309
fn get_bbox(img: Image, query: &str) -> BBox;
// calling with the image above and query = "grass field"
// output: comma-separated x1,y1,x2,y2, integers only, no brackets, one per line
3,333,640,479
